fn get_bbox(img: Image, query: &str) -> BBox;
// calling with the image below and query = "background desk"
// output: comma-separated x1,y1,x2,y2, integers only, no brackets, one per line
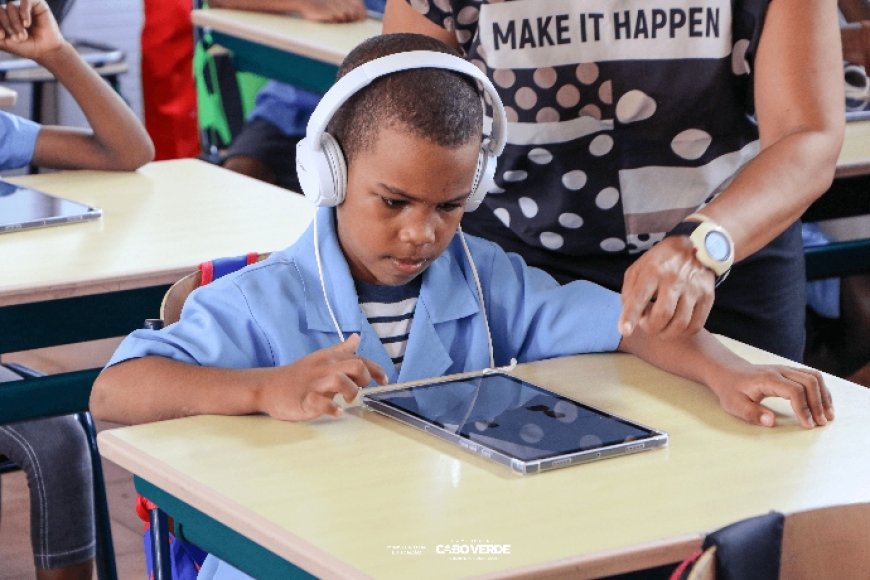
98,339,870,579
0,85,17,107
190,8,381,92
0,158,314,420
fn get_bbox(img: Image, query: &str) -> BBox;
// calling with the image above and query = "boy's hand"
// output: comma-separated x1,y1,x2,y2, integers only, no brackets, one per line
208,0,367,23
710,365,834,429
0,0,63,58
257,334,388,421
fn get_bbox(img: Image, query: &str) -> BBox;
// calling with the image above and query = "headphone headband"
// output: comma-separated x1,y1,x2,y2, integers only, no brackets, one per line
305,50,507,156
297,49,507,210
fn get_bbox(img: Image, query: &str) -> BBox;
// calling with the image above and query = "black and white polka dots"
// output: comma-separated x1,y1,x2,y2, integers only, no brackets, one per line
412,0,768,260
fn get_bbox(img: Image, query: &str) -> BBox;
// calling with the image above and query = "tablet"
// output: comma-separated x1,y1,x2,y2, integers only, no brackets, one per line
0,180,102,233
362,372,668,475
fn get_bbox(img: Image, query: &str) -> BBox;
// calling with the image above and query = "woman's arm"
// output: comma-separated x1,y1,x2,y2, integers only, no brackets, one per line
383,0,459,48
620,0,844,338
0,1,153,170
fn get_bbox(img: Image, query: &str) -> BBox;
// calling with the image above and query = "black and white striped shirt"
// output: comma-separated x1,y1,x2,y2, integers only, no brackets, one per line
355,278,421,371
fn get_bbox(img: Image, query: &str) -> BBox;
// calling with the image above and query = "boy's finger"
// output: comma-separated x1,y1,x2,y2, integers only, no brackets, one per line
728,396,776,427
334,332,360,352
781,368,830,426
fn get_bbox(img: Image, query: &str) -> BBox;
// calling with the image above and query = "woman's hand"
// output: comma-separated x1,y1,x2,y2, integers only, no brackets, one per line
619,236,716,339
256,334,388,421
709,364,834,429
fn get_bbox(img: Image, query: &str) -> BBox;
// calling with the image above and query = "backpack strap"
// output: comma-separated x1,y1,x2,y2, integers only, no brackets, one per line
198,252,260,285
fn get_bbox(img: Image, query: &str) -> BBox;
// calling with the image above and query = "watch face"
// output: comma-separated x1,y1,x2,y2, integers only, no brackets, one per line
705,231,732,262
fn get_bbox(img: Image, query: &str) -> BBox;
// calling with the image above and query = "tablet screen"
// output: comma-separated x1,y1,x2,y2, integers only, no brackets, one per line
364,373,666,471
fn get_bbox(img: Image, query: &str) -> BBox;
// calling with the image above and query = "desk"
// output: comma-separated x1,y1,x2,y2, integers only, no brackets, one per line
98,339,870,579
837,118,870,178
0,158,314,419
190,9,381,92
0,85,16,107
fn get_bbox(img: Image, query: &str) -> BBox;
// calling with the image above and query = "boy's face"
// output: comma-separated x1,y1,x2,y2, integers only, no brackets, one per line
336,125,481,286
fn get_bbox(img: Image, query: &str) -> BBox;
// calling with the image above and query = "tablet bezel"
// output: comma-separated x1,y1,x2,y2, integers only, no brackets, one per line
0,180,102,234
362,371,668,475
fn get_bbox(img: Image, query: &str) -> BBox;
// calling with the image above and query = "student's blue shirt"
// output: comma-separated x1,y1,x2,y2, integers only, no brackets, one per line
108,207,622,380
0,111,40,169
108,207,622,580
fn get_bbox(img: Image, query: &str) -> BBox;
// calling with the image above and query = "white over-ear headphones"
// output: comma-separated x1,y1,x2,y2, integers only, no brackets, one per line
296,50,507,211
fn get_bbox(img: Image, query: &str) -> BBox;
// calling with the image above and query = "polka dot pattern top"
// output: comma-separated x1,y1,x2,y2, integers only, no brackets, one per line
409,0,768,257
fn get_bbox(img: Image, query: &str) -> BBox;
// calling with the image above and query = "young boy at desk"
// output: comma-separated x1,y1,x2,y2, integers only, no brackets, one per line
93,34,832,431
0,2,153,579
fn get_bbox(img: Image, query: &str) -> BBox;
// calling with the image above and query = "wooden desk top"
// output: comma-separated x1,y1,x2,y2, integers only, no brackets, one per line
0,85,17,107
838,119,870,178
0,159,314,307
191,8,381,66
98,339,870,579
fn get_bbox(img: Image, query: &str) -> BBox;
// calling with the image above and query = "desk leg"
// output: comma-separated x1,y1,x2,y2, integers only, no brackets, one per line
150,507,173,580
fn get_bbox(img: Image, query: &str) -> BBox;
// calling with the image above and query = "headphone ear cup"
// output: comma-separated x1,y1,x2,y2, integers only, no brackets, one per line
465,149,496,212
321,133,348,206
295,133,347,207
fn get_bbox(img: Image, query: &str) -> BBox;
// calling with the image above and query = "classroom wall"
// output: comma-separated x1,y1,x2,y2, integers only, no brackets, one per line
58,0,145,126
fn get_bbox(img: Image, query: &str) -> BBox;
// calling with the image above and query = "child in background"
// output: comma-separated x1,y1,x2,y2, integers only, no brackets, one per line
210,0,385,192
0,2,153,578
91,32,832,580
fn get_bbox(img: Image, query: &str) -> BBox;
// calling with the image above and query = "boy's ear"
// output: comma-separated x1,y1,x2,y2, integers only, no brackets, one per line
296,133,348,207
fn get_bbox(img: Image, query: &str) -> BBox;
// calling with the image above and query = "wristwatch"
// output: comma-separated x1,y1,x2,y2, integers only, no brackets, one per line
665,213,734,281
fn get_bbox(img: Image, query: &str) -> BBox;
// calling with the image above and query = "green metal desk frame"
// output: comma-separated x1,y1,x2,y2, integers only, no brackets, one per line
209,31,338,94
135,477,315,579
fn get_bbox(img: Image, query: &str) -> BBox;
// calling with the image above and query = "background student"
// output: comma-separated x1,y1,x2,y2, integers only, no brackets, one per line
0,2,153,578
211,0,384,191
383,0,845,363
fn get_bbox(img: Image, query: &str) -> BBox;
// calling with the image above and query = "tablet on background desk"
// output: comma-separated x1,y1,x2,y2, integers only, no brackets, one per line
0,179,102,233
363,372,668,475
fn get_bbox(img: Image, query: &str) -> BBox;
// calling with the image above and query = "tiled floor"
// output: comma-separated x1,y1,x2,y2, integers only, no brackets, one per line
1,339,147,579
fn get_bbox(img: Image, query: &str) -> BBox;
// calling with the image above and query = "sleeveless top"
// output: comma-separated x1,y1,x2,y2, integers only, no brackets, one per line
408,0,769,258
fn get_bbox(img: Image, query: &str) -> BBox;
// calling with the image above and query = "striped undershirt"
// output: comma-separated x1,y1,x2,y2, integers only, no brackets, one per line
355,277,421,371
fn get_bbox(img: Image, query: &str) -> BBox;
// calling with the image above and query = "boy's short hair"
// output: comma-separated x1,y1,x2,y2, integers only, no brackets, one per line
328,33,484,164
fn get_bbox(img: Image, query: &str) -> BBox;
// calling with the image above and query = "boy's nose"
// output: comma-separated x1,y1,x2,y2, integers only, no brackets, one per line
400,214,437,245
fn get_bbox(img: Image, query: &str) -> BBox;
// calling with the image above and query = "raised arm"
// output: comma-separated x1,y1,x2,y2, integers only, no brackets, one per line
90,334,388,425
0,0,153,170
618,328,834,429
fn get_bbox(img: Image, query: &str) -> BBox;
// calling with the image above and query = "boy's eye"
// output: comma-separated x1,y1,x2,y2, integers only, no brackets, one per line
438,202,463,212
381,197,407,209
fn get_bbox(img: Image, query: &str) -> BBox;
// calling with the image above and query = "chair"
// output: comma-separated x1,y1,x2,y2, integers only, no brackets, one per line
193,0,267,163
0,362,118,580
140,252,268,580
679,503,870,580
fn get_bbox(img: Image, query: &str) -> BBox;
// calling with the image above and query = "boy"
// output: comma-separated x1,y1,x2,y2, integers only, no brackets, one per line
92,34,832,433
1,2,153,578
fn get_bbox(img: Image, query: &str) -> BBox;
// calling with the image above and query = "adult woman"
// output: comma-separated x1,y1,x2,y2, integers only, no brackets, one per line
384,0,844,360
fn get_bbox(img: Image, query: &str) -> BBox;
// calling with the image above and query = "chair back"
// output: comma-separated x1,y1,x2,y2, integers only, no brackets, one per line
158,252,269,327
683,503,870,580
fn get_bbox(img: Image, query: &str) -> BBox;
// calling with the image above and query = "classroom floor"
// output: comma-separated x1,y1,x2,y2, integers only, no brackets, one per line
0,339,147,579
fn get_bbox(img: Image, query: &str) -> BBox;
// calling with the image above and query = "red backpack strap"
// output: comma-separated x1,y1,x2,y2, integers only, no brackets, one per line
198,252,261,286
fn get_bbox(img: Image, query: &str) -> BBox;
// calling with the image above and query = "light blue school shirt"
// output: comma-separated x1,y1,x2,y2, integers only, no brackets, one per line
107,207,622,580
0,110,40,169
108,207,622,380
